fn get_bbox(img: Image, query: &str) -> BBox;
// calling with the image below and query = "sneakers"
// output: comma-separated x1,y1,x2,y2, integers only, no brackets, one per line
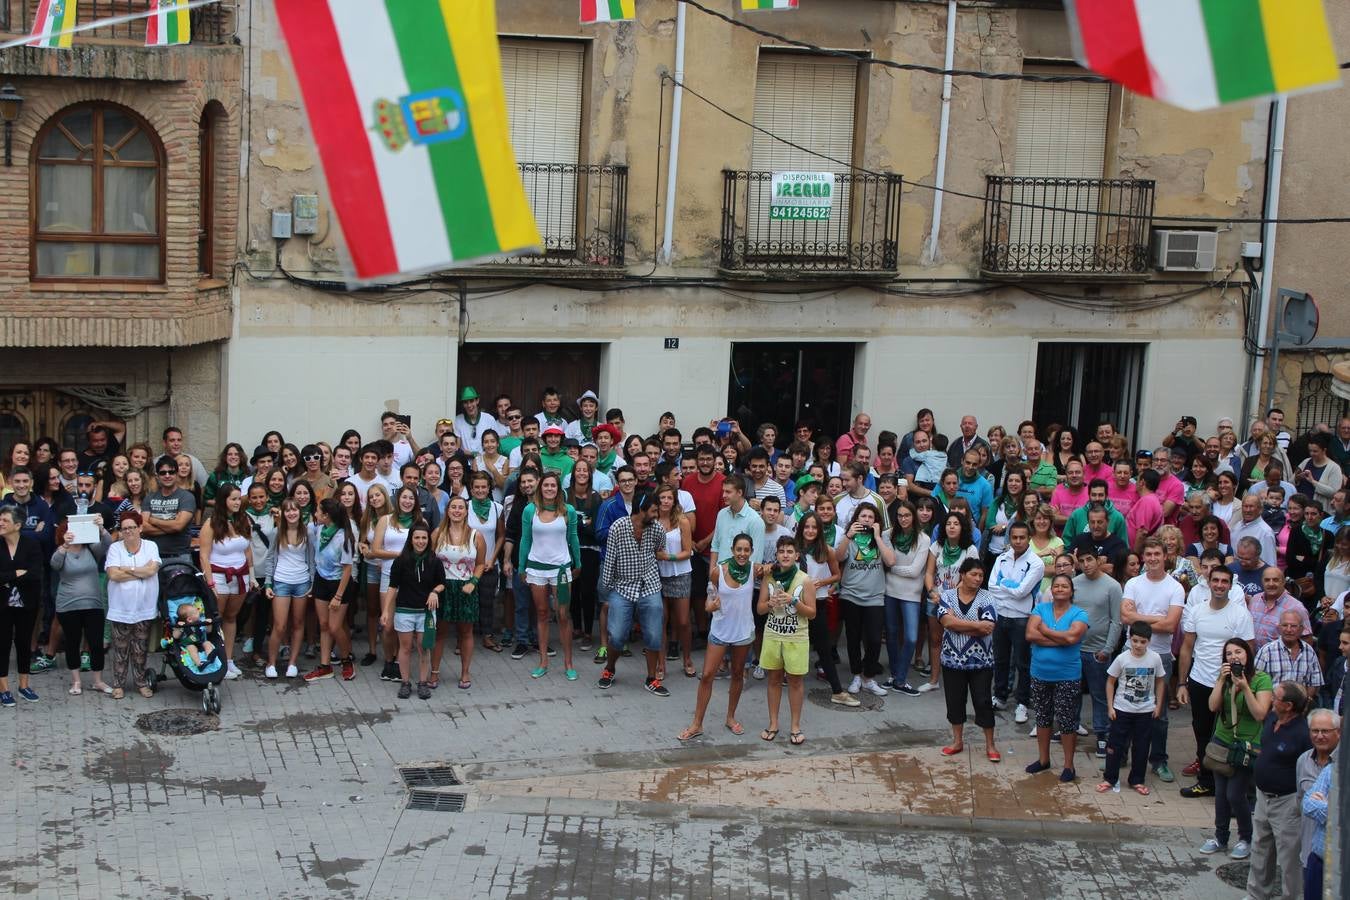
304,643,318,659
264,665,279,679
30,654,54,673
511,643,529,660
597,669,615,689
1096,739,1107,759
17,687,38,702
895,683,921,697
847,675,862,694
285,664,299,678
546,646,557,658
1229,840,1251,860
862,679,888,697
360,653,377,667
1198,838,1227,854
397,681,412,699
1014,704,1028,724
1182,759,1202,778
991,696,1007,710
329,649,340,664
225,660,243,680
593,646,608,665
644,677,670,697
579,637,593,652
416,681,432,700
1154,764,1176,784
380,662,400,682
341,658,356,681
916,681,940,693
0,692,13,708
830,691,861,707
1075,724,1089,737
242,638,254,654
303,665,334,683
911,661,931,676
80,652,91,672
752,665,766,681
1180,783,1214,798
530,667,548,679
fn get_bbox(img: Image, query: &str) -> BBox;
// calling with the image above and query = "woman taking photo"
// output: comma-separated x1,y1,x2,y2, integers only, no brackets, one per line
565,460,602,654
204,443,249,513
198,484,254,680
103,509,160,701
356,484,390,668
757,536,816,745
380,523,445,700
517,472,581,680
304,497,355,682
1024,573,1090,782
923,512,979,694
260,499,313,679
883,500,931,696
680,533,757,740
654,485,695,679
794,512,852,707
51,518,114,695
936,558,1000,762
1197,638,1273,859
0,507,47,704
466,472,505,653
835,503,896,698
475,429,510,502
430,496,486,690
369,486,423,682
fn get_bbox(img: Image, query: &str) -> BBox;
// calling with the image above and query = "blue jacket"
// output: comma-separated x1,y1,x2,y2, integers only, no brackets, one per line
595,493,633,562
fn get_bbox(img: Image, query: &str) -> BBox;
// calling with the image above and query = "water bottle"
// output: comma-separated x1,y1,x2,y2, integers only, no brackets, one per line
76,493,89,516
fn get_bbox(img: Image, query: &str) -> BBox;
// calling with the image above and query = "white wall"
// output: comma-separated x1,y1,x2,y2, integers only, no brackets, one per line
600,337,729,436
1139,339,1248,444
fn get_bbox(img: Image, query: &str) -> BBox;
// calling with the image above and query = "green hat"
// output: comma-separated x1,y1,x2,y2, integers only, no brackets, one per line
459,386,479,402
794,474,821,493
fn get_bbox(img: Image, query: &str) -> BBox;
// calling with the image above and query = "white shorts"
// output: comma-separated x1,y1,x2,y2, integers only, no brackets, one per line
393,611,426,634
210,572,248,596
525,568,572,588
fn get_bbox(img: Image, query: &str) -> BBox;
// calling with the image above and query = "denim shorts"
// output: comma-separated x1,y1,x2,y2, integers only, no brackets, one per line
393,611,426,633
708,633,755,648
271,579,311,599
605,592,663,652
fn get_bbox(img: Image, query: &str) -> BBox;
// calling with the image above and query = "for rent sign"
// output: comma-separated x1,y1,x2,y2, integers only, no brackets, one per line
769,171,835,220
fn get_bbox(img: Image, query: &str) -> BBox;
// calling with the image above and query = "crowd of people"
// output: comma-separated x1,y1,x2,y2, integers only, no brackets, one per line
0,391,1346,897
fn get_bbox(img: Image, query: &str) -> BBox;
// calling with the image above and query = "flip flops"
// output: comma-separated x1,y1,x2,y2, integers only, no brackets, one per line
760,728,779,742
790,732,805,745
725,721,745,735
678,727,704,742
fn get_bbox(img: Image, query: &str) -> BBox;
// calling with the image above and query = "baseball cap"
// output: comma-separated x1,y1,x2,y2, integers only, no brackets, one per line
542,425,565,436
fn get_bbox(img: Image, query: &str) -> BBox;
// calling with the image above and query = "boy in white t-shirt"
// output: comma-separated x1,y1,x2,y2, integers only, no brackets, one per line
1098,621,1166,796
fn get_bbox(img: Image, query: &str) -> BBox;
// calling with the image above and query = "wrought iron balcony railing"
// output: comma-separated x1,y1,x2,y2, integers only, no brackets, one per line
719,169,901,275
497,162,627,268
982,175,1155,276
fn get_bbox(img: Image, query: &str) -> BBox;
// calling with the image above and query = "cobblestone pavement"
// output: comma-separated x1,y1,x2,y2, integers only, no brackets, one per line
0,639,1244,898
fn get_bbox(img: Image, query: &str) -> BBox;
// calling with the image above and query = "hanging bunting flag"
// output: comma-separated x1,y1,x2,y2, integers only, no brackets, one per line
580,0,635,24
145,0,191,46
273,0,541,281
1065,0,1340,111
742,0,798,10
27,0,78,49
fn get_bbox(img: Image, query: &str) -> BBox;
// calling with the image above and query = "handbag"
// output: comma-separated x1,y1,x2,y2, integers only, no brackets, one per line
1202,736,1235,778
1201,683,1260,776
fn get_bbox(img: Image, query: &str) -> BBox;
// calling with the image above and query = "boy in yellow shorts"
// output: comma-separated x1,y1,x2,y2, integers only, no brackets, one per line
757,536,817,745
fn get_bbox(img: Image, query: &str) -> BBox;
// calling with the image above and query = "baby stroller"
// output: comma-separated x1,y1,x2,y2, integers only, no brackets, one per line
153,561,226,714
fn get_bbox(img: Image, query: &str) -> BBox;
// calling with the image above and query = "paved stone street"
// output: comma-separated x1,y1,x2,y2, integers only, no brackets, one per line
0,640,1245,899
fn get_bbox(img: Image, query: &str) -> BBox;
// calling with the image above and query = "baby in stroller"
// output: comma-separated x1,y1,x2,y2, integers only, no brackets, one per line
156,564,228,712
168,602,222,676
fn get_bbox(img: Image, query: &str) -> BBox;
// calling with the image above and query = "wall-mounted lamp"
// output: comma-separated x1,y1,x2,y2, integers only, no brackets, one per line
0,84,24,167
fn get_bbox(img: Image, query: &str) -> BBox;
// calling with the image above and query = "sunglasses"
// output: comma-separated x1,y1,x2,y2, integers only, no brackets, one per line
157,469,176,476
507,414,522,420
303,453,322,462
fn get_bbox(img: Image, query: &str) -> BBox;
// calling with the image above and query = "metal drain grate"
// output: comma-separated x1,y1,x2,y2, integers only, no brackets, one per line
407,790,467,812
399,766,462,788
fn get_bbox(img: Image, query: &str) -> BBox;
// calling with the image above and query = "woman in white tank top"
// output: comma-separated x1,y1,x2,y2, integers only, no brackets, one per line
679,533,756,742
197,484,255,679
654,487,694,679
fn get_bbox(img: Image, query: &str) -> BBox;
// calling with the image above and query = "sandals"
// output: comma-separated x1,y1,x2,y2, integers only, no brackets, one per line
678,727,704,742
457,679,472,690
427,669,439,690
110,688,124,700
483,639,504,653
986,749,1002,763
91,683,113,695
1132,783,1151,796
760,728,779,742
68,685,82,696
941,745,964,756
790,731,805,746
684,665,698,678
725,721,744,735
138,687,154,699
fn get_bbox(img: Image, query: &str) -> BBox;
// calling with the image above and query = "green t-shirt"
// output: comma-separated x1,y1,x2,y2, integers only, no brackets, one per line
1213,670,1273,745
539,449,576,479
1028,461,1059,494
499,436,523,456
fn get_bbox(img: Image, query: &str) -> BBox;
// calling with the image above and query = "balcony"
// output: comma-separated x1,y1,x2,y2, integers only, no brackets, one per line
490,162,627,270
1,0,234,44
981,175,1155,278
719,170,902,277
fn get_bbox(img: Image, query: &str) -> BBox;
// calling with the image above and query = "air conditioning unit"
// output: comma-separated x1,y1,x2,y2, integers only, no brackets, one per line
1152,229,1218,272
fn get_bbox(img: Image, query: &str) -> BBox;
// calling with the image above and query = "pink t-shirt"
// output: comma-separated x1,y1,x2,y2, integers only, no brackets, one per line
1083,462,1114,485
1126,493,1164,544
1155,473,1186,523
1050,484,1089,520
1107,480,1137,518
835,432,867,463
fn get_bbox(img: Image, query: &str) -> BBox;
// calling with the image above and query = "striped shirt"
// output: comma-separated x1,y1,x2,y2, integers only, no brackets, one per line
1254,639,1323,690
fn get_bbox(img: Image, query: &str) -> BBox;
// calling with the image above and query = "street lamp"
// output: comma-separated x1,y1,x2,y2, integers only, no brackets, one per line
0,84,24,167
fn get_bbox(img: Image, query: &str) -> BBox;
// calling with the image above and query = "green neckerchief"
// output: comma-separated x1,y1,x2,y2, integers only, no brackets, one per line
471,498,492,521
891,529,915,552
1303,523,1326,557
266,488,286,510
579,417,599,437
770,564,799,592
541,412,566,427
319,524,339,548
941,540,964,567
596,448,617,473
999,492,1019,517
822,522,838,547
723,558,751,586
853,532,878,563
396,512,414,528
934,488,953,508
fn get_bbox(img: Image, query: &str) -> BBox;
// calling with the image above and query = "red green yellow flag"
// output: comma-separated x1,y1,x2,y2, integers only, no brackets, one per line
581,0,635,24
146,0,191,47
742,0,798,10
27,0,78,49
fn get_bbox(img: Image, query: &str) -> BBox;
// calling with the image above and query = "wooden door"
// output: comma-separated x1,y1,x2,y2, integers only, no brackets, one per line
456,343,602,421
0,389,112,455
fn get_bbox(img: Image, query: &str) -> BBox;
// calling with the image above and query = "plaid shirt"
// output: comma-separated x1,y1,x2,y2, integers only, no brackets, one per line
599,514,662,601
1247,591,1312,650
1255,639,1324,690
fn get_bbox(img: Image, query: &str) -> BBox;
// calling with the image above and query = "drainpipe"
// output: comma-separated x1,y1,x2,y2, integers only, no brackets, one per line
1243,97,1286,430
922,0,958,265
660,1,686,265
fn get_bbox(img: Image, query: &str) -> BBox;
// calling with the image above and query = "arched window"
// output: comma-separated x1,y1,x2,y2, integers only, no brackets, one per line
31,103,165,282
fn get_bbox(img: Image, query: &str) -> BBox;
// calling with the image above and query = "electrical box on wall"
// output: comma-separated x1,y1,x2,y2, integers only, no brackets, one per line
271,211,293,239
292,194,319,236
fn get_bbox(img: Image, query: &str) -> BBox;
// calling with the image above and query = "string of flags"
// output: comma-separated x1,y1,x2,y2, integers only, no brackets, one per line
27,0,195,48
580,0,797,25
